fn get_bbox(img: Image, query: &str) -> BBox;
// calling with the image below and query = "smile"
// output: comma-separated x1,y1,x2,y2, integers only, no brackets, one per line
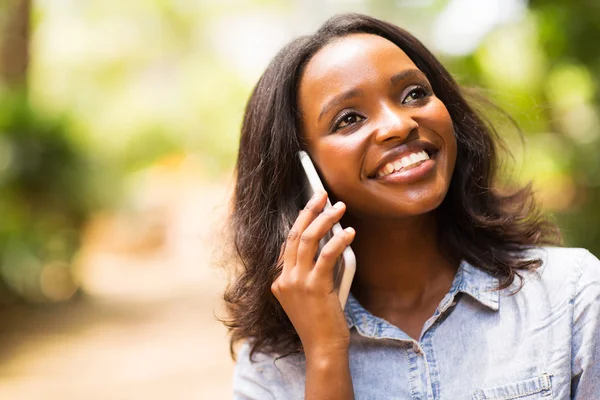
376,150,430,178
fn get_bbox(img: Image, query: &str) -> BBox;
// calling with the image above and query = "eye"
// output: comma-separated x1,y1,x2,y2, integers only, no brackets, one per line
402,85,432,104
332,111,364,132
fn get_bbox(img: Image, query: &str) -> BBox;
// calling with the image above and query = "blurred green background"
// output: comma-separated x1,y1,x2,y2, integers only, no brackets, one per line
0,0,598,398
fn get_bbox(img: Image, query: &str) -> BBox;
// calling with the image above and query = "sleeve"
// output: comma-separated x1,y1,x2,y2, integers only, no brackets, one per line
571,249,600,399
232,343,276,400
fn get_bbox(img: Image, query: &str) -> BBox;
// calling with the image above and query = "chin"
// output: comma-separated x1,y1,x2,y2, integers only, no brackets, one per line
346,190,447,221
393,180,450,211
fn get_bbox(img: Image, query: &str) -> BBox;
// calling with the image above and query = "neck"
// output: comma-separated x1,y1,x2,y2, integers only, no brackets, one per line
345,212,458,310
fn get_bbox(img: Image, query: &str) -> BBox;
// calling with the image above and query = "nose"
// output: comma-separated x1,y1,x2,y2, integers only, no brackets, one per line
373,104,418,144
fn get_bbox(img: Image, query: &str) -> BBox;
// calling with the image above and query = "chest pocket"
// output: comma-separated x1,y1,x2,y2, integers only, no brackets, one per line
472,373,553,400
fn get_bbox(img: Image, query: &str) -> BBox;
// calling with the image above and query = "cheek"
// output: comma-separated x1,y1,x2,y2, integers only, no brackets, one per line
312,142,363,200
444,122,458,175
429,101,457,170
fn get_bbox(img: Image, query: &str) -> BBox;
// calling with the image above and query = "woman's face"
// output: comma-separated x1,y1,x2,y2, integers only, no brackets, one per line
298,33,457,220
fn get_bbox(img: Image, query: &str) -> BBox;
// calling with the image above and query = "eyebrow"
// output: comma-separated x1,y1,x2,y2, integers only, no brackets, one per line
390,69,427,86
317,69,428,122
318,88,364,122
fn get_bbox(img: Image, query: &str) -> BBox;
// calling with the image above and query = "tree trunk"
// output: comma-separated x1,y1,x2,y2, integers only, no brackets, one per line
0,0,30,88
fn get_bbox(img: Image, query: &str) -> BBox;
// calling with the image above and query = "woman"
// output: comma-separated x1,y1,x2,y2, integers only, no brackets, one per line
223,13,600,399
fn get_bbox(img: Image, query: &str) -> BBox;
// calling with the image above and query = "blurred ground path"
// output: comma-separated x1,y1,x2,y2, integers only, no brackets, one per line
0,160,236,399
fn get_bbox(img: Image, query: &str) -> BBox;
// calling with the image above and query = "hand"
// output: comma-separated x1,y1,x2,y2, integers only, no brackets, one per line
271,191,356,359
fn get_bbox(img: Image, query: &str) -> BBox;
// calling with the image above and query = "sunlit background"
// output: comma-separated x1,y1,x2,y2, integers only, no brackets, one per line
0,0,599,398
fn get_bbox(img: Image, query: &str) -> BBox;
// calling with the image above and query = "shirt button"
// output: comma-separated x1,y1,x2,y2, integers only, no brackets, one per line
412,343,421,354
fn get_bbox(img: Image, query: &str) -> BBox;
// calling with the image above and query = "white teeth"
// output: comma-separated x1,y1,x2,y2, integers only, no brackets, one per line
377,150,430,178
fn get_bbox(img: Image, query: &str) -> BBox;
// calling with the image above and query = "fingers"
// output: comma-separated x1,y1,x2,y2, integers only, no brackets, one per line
313,227,355,279
283,191,328,268
296,201,346,272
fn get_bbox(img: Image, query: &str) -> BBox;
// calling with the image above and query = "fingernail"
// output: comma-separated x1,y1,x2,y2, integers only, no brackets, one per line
333,201,344,209
344,227,354,234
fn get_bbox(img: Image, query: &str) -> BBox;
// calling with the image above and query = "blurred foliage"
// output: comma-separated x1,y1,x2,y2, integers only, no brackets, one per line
465,1,600,254
0,92,93,302
527,0,600,253
28,0,248,178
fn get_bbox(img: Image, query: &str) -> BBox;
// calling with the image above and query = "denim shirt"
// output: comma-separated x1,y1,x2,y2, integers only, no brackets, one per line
232,247,600,399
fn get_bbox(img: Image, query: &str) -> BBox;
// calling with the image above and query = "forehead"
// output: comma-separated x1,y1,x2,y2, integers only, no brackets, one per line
299,33,417,95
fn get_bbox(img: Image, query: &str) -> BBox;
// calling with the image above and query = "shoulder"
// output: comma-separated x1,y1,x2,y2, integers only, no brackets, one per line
518,246,600,301
234,341,277,375
526,246,599,277
232,342,306,400
232,342,276,399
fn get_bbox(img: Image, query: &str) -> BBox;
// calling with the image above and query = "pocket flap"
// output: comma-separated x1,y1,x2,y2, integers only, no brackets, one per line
472,373,552,400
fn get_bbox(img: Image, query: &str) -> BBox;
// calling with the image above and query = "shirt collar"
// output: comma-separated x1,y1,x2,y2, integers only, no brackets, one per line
453,259,500,311
344,259,500,331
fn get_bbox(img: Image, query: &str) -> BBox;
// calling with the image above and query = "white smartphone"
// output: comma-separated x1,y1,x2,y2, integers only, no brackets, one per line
297,151,356,310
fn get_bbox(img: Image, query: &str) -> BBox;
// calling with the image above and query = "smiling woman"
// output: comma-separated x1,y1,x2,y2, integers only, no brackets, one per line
222,13,600,400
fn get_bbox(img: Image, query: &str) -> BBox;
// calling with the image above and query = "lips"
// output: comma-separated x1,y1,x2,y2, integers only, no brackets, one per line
370,141,439,179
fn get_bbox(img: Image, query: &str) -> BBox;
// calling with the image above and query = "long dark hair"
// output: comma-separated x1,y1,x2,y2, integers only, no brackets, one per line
222,13,561,359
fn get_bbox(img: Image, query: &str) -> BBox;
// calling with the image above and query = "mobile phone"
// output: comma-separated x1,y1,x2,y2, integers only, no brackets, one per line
297,150,356,309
